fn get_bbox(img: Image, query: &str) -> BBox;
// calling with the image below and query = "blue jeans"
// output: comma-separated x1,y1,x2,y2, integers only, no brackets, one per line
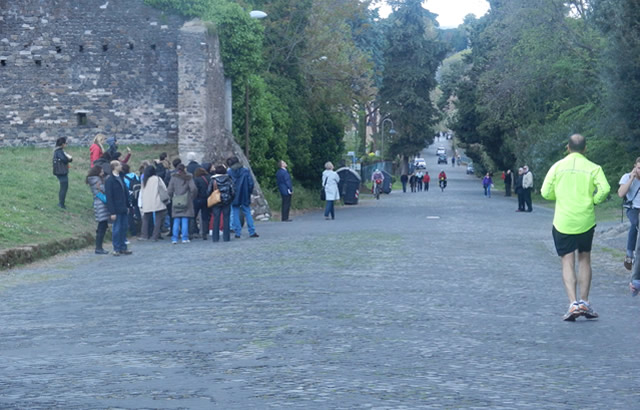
484,185,491,197
112,213,129,252
172,217,190,242
627,208,639,257
324,200,335,219
232,204,255,236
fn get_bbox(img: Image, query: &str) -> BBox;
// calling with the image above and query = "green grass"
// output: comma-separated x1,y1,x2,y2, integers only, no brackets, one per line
0,144,177,250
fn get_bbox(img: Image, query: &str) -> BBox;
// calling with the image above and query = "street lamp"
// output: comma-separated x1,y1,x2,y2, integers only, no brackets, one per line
381,118,396,160
244,10,268,160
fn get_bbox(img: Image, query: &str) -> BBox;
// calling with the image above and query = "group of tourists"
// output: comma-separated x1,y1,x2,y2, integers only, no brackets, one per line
400,171,431,193
54,134,268,256
499,166,533,211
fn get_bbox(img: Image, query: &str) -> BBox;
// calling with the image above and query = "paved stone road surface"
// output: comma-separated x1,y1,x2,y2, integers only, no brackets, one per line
2,142,640,409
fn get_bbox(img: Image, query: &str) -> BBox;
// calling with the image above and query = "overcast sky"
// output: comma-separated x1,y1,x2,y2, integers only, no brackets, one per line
375,0,490,28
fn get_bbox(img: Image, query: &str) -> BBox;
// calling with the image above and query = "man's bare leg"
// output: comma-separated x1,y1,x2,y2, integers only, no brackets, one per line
577,251,592,302
561,252,577,303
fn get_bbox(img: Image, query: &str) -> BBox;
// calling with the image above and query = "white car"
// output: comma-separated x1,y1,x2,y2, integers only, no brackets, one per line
414,158,426,169
436,147,446,156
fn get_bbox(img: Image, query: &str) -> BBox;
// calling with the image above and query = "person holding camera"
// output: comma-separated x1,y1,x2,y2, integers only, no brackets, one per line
619,158,640,272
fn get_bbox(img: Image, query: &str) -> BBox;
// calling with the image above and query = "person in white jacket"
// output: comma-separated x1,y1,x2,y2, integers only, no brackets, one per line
322,162,341,220
139,165,168,241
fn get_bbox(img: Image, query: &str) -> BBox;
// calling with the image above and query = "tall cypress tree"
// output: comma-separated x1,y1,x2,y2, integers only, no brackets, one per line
379,0,446,164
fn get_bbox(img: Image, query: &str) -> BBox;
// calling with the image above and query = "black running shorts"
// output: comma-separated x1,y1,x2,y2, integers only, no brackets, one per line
552,225,595,256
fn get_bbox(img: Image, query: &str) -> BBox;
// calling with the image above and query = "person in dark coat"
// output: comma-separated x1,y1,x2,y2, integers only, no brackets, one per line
105,136,118,158
193,167,211,239
105,160,132,255
86,165,110,254
515,167,525,212
227,156,259,238
52,137,73,209
93,152,112,177
208,165,235,242
401,173,408,193
186,152,200,175
504,169,513,197
275,160,293,222
167,163,197,244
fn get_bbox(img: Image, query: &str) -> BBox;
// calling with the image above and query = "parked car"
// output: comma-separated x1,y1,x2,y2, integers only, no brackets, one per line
414,158,426,169
466,163,474,174
437,154,448,164
436,146,446,156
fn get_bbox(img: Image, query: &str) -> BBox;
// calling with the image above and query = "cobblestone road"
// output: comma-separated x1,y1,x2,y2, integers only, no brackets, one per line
2,143,640,409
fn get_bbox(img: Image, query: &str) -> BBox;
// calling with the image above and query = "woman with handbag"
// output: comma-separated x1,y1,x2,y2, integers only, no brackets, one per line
208,165,235,242
139,165,168,241
52,137,73,209
86,165,110,254
167,163,197,244
322,161,340,220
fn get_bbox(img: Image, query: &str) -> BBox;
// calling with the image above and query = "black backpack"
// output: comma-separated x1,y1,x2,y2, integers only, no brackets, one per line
124,174,141,205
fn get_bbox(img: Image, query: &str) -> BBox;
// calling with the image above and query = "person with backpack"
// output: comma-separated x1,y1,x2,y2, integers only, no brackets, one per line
618,158,640,272
227,156,259,238
122,163,141,238
208,164,235,242
53,137,73,209
193,167,212,240
167,163,197,244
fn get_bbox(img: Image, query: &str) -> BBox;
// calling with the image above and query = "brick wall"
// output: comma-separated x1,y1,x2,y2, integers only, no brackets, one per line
0,0,185,146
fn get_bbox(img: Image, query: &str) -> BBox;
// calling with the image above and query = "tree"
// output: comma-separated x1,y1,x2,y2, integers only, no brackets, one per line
379,0,446,165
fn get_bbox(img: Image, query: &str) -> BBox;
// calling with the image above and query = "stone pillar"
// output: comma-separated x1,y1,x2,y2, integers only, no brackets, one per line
177,19,270,220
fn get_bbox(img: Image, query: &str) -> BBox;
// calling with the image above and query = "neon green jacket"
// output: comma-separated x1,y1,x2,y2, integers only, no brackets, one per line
541,152,610,234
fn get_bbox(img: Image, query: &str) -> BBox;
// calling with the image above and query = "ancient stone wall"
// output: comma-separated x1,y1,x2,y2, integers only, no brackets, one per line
0,0,185,146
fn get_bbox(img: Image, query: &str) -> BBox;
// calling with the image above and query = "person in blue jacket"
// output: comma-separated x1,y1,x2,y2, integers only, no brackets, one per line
227,156,259,238
105,160,132,256
275,160,293,222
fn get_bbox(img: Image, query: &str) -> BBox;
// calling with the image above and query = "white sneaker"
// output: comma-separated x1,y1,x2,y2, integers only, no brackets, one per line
182,240,190,244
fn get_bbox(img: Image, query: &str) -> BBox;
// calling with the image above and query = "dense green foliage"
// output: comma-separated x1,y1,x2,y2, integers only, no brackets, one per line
379,0,446,164
445,0,638,187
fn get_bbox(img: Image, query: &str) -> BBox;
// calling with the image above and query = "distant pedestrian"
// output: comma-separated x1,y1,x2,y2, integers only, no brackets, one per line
482,172,492,197
208,165,235,242
523,165,534,212
105,136,118,158
86,165,110,255
227,156,259,238
322,161,340,220
139,165,168,241
409,173,417,193
416,170,424,191
276,160,294,222
89,133,105,168
515,167,525,212
541,134,610,321
193,167,211,239
504,169,512,197
105,160,132,256
167,163,197,244
52,137,73,209
401,173,408,193
423,172,430,191
122,163,141,238
94,152,113,177
452,156,456,167
618,158,640,271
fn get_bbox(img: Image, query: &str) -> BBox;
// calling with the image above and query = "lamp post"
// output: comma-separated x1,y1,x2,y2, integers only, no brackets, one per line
381,118,396,160
244,10,268,160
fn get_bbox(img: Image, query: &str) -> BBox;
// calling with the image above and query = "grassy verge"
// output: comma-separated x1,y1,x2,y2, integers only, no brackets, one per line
0,144,178,252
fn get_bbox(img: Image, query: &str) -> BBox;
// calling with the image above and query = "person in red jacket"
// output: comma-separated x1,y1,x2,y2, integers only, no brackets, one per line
89,133,105,168
423,171,430,192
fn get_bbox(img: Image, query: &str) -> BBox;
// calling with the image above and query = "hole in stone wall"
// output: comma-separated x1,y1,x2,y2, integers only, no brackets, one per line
150,44,156,51
79,45,84,52
0,60,6,67
56,46,62,53
77,113,87,126
102,44,108,52
35,58,42,66
128,42,134,50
